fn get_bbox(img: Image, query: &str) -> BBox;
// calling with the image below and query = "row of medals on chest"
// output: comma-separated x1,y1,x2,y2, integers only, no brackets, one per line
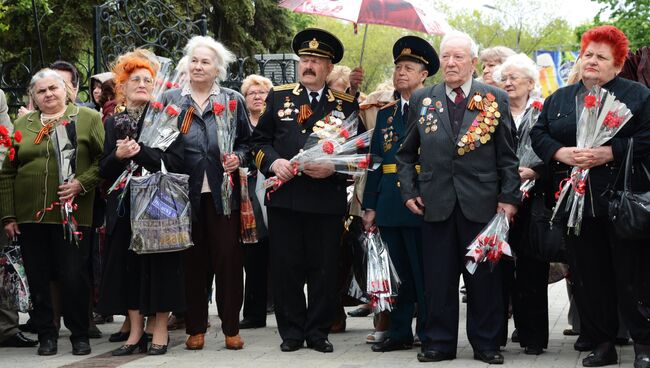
279,96,345,134
417,94,501,156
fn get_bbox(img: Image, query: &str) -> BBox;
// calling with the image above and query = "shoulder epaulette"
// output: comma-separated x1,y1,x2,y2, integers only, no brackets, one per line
332,90,356,103
379,100,398,110
273,83,298,92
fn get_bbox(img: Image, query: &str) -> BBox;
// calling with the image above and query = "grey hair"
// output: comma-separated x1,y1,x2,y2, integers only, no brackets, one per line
479,46,516,64
492,53,539,86
183,35,235,82
28,68,71,105
440,30,479,58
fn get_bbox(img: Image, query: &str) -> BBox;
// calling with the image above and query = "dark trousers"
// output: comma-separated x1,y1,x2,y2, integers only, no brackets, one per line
268,207,343,344
512,254,549,348
19,223,90,342
566,216,650,345
242,237,270,323
185,194,243,336
420,206,504,354
379,226,426,343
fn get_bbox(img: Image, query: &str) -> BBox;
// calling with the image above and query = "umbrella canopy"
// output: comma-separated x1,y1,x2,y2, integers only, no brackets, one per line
279,0,450,36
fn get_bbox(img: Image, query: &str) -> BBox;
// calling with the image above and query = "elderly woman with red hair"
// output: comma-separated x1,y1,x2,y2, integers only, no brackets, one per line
97,50,185,356
531,26,650,368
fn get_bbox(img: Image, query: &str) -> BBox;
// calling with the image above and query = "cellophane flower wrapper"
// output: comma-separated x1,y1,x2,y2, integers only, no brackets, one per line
261,122,376,191
214,96,238,216
516,103,544,200
51,123,82,245
129,168,193,254
303,111,360,150
465,212,512,275
239,167,258,244
363,230,401,313
551,86,633,235
0,244,32,312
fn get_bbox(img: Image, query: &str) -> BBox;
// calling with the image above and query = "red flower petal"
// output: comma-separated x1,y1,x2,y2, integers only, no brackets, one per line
355,138,366,149
13,130,22,143
8,147,15,161
532,101,543,110
584,95,597,108
213,102,225,116
0,125,7,136
229,99,237,112
339,128,350,139
165,105,180,116
322,141,334,154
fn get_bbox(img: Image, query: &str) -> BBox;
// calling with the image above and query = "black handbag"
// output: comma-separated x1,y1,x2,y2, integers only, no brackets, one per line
608,138,650,240
529,193,567,262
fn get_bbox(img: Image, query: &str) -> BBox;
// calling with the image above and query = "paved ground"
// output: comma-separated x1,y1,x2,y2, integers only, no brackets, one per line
0,280,636,368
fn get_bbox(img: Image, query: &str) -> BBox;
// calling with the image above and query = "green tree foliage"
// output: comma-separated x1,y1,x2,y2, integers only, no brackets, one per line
578,0,650,50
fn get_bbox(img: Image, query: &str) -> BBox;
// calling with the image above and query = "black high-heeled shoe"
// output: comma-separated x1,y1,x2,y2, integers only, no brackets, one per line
111,334,149,356
148,334,169,355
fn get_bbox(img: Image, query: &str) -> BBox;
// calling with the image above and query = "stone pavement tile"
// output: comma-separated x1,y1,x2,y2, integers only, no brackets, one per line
3,279,638,368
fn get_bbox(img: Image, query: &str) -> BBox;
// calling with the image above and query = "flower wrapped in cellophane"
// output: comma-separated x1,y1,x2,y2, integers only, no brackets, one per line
517,101,544,200
213,97,239,216
239,167,257,244
262,112,382,192
363,230,400,313
0,125,22,164
551,86,632,235
465,212,512,274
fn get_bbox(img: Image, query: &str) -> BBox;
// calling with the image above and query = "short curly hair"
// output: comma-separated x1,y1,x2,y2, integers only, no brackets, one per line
112,50,157,104
580,25,629,68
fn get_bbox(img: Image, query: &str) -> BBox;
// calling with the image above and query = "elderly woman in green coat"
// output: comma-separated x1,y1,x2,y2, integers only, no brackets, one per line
0,68,104,356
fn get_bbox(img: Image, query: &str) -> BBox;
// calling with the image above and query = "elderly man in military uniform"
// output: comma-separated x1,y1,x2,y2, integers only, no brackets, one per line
251,28,359,353
396,30,520,364
361,36,438,352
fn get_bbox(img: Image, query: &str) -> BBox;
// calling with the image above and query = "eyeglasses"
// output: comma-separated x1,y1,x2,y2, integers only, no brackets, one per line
129,76,154,85
246,91,268,98
500,74,524,83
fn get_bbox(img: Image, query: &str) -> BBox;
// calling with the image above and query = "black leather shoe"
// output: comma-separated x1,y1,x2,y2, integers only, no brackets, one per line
72,340,91,355
109,331,130,342
280,340,302,352
347,307,372,317
148,335,169,356
0,332,38,347
239,318,266,329
635,353,650,368
525,346,544,355
37,338,57,356
416,350,455,362
307,339,333,353
88,324,103,339
474,350,504,364
582,346,617,367
511,329,520,343
371,338,412,352
575,337,596,352
112,334,149,356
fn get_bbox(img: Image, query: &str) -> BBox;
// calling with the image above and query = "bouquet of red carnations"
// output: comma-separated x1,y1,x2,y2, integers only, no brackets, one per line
262,112,381,192
0,125,21,164
363,230,400,313
516,101,544,200
465,212,512,274
551,86,632,235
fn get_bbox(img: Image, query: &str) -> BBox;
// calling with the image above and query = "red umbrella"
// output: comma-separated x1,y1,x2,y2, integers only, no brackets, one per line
279,0,451,64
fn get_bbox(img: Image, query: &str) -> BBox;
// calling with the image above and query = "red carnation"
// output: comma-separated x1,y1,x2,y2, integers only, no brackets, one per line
603,111,623,129
0,125,7,136
532,101,543,110
339,128,350,139
584,95,597,108
1,137,9,148
13,130,22,143
322,141,334,154
166,81,173,89
61,120,70,126
8,147,15,161
229,99,237,112
151,101,164,110
357,156,370,169
213,102,225,116
165,105,180,116
355,138,366,149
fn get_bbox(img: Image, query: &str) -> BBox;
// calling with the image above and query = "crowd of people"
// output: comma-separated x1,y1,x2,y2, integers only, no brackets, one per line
0,23,649,368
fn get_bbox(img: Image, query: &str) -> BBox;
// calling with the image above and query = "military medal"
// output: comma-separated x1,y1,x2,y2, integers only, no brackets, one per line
435,100,443,112
423,97,432,107
457,92,501,156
